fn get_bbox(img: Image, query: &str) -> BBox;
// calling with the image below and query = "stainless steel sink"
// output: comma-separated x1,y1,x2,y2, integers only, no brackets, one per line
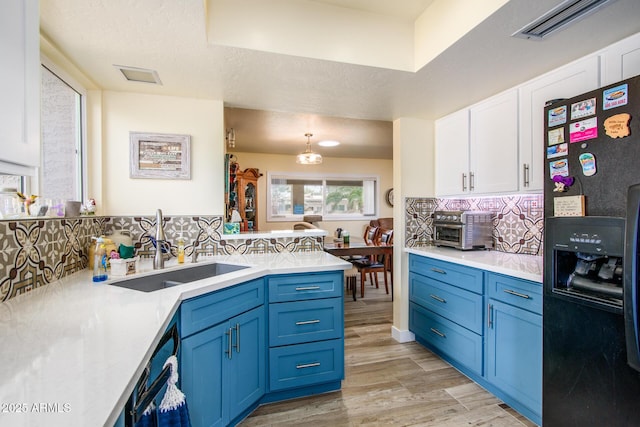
109,263,249,292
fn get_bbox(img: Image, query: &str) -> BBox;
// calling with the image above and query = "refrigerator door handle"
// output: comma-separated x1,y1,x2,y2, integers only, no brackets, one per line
625,183,640,372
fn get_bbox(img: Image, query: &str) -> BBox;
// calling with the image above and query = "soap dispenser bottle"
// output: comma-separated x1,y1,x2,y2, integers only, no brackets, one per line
92,237,108,282
177,235,185,264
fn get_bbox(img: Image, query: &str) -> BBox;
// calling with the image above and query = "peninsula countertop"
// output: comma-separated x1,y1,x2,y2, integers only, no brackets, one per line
0,252,351,427
405,246,543,283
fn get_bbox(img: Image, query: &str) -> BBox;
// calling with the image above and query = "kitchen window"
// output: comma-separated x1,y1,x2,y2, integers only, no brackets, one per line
267,172,378,221
40,59,86,202
0,58,86,203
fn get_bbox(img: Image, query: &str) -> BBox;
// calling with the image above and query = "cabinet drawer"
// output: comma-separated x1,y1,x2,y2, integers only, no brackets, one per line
181,278,264,337
409,302,483,376
269,339,344,391
409,255,483,294
269,298,343,346
487,273,542,314
409,272,483,334
268,272,343,302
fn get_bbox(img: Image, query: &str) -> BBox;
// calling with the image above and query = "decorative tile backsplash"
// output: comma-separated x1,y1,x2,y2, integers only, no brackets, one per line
405,194,544,255
0,215,322,302
1,195,542,301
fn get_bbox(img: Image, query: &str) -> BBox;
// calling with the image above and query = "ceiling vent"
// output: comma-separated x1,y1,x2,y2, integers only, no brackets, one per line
114,65,162,85
513,0,617,40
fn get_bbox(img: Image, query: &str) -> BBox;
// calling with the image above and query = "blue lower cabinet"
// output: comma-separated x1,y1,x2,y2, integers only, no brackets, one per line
266,272,345,397
409,256,542,426
409,301,483,376
269,339,344,391
486,299,542,425
181,305,266,427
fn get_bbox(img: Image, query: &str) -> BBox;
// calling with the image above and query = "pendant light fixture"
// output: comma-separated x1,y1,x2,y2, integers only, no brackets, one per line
296,133,323,165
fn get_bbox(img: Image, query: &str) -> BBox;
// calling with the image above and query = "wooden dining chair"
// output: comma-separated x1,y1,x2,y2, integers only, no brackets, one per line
351,229,393,298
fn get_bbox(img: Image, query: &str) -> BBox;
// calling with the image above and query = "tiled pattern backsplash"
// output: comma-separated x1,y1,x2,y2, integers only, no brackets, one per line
1,195,543,301
0,215,322,302
405,194,544,255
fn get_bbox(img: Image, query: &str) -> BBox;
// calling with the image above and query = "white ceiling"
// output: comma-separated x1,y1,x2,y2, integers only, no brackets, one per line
39,0,640,159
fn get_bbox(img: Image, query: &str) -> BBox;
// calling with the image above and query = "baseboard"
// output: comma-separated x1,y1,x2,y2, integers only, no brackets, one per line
391,326,415,343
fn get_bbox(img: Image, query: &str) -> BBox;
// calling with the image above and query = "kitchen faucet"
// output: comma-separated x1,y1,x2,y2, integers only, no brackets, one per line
153,209,166,269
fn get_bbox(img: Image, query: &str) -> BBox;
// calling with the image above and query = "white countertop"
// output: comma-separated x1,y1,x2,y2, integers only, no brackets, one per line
0,252,351,427
405,246,543,283
220,228,328,240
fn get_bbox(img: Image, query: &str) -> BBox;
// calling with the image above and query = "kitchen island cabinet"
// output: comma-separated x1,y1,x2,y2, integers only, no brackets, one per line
0,0,40,171
180,278,266,427
0,252,350,427
266,272,344,397
407,250,542,426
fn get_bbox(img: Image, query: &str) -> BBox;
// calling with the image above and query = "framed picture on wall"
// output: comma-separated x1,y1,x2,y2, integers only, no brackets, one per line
129,132,191,179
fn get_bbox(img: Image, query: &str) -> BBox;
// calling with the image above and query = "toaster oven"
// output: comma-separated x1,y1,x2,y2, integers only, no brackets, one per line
433,210,494,250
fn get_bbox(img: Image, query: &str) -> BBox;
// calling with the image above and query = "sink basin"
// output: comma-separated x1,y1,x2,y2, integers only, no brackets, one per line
109,263,249,292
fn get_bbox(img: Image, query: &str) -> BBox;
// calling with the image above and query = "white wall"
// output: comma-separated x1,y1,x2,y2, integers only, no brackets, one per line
414,0,508,71
100,91,225,216
392,117,434,340
208,0,414,71
228,151,393,238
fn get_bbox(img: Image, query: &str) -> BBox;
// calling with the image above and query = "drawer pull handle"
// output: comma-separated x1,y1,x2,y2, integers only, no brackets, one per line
504,289,530,299
295,286,321,291
295,319,321,325
431,268,446,274
430,327,446,338
296,362,321,369
430,294,446,303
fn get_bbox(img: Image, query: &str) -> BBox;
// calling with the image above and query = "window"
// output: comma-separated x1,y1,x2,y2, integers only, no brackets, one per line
268,172,378,221
40,62,85,202
0,59,86,204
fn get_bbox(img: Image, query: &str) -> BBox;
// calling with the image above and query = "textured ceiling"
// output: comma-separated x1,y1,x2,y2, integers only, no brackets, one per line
39,0,640,159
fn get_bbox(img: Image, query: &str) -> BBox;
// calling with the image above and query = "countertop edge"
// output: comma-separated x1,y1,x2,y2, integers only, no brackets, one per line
405,247,543,283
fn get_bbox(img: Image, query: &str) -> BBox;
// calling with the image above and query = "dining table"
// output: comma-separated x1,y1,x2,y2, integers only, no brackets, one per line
323,236,393,300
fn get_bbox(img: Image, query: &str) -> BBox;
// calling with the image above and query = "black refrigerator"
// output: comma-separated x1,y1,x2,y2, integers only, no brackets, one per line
543,74,640,426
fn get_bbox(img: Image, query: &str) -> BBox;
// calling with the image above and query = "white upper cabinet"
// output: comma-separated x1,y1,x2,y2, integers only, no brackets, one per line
435,90,518,197
435,108,469,196
469,89,519,194
518,56,599,192
0,0,40,170
600,32,640,86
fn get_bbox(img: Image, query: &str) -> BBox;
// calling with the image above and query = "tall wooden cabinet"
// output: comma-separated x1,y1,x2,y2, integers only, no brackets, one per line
236,168,262,231
225,154,262,231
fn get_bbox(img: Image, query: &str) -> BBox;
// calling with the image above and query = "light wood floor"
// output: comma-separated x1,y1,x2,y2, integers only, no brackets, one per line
241,273,537,427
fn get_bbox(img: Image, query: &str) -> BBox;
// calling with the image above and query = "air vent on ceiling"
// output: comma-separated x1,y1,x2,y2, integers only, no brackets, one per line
513,0,617,40
114,65,162,85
